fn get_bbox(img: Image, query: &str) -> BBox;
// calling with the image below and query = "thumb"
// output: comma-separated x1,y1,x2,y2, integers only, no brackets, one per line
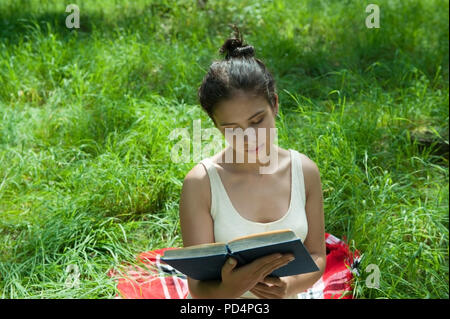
222,258,237,274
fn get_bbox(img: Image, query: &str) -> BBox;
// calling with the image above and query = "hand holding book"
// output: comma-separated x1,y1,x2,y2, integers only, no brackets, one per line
219,253,295,299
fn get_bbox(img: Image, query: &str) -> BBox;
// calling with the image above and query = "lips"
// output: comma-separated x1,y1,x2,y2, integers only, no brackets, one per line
246,143,264,152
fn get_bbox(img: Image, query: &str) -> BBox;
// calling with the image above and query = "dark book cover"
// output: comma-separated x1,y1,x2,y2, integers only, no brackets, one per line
161,237,319,281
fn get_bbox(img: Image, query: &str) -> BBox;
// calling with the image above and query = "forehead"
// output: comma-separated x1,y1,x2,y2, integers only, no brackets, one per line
213,91,270,123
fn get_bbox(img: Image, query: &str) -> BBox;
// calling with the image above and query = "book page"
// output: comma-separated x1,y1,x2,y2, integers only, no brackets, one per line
162,242,228,259
227,229,297,252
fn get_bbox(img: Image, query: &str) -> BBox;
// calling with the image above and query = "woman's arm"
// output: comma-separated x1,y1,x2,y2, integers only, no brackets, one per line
179,163,221,298
288,155,326,293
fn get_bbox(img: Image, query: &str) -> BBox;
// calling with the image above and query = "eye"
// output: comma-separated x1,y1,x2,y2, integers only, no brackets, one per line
252,117,264,125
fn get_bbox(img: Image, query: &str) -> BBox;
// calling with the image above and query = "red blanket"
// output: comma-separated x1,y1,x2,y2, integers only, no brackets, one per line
107,233,360,299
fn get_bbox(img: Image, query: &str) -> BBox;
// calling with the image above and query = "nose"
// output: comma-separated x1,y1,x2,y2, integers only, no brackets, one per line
244,128,257,142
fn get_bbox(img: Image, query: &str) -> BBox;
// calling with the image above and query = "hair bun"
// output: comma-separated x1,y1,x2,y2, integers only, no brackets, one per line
230,45,255,58
219,25,255,59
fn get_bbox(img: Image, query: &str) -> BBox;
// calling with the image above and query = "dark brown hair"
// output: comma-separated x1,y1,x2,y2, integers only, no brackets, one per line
198,25,277,125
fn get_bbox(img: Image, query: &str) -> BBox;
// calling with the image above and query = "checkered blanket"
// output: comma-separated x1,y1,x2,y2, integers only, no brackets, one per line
107,233,361,299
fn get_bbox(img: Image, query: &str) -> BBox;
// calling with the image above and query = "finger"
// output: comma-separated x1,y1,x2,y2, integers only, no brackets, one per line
254,282,282,294
263,277,284,286
259,285,285,298
251,285,283,299
264,255,293,273
243,254,283,279
250,287,274,299
256,253,293,269
221,258,238,276
247,254,292,282
261,261,289,279
264,284,284,296
283,253,295,260
253,283,269,289
249,289,269,299
260,256,293,278
251,253,283,273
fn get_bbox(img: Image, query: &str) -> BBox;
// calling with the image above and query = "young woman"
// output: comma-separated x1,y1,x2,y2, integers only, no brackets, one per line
179,27,326,299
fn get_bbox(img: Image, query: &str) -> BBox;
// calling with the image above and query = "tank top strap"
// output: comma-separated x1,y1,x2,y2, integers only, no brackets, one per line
289,149,307,207
199,158,224,219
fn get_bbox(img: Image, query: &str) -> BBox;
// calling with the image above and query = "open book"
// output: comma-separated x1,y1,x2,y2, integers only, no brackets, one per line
161,229,319,281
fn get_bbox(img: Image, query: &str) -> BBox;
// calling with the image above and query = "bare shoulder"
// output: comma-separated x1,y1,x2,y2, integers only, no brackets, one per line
298,152,320,173
184,162,209,184
181,162,211,210
297,152,322,199
180,162,215,249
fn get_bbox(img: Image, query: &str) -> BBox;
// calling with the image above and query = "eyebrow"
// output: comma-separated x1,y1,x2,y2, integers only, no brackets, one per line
219,110,265,126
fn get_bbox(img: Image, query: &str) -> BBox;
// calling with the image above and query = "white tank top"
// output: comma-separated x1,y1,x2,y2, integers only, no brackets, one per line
186,148,308,299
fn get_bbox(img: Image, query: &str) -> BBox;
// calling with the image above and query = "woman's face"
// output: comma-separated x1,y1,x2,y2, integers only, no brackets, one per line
212,90,278,159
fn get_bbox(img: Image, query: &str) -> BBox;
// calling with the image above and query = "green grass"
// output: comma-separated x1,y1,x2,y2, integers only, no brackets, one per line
0,0,448,299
